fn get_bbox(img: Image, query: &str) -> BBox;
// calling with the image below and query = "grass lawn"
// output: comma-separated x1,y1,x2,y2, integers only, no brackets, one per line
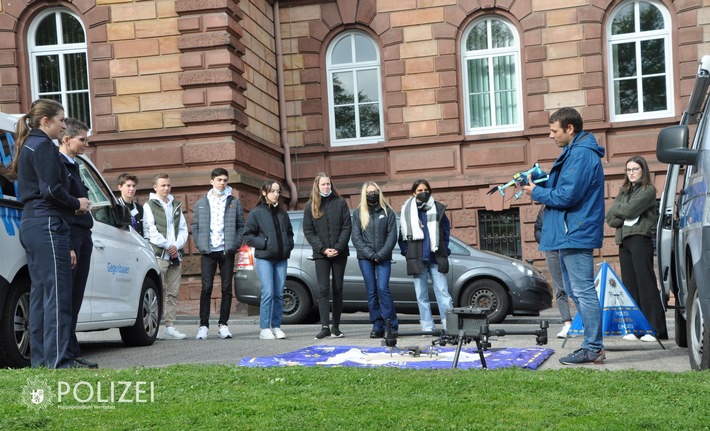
1,366,708,430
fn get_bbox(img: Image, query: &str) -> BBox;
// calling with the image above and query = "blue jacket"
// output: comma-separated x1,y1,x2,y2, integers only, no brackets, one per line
531,131,605,251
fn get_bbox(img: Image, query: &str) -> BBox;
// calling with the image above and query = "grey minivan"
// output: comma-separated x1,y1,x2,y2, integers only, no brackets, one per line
235,211,552,324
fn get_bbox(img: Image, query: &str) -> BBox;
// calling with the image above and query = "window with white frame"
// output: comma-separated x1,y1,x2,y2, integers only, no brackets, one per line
28,8,91,128
326,31,383,146
607,0,673,122
461,17,523,135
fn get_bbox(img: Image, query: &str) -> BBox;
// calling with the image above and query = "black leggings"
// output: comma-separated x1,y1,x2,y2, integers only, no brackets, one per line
315,255,347,327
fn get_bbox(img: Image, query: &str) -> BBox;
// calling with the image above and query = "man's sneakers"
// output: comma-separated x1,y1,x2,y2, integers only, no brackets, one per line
331,327,344,338
272,328,287,339
163,326,187,340
556,323,571,339
218,324,233,339
559,348,605,365
196,326,209,340
640,334,657,342
623,333,639,341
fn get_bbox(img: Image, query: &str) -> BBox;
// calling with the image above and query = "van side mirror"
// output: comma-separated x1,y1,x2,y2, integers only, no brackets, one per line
114,203,132,228
656,125,698,165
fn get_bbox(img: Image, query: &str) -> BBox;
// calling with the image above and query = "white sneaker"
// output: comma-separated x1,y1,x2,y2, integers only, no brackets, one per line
272,327,286,339
218,324,232,339
556,324,571,339
260,328,276,340
640,334,657,342
163,327,187,340
196,326,209,340
623,333,639,341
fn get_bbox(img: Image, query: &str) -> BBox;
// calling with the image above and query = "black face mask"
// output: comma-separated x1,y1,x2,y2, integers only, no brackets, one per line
416,191,431,203
366,193,379,204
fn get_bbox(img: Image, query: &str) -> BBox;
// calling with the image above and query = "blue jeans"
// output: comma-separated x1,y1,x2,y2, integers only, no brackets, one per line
546,250,572,323
412,262,453,331
256,258,287,329
358,259,398,332
559,249,603,352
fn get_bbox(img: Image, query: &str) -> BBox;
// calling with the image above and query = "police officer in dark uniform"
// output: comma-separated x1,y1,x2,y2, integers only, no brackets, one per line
9,99,91,368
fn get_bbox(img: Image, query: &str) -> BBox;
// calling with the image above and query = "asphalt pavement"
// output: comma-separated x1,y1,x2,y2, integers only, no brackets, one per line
77,307,692,371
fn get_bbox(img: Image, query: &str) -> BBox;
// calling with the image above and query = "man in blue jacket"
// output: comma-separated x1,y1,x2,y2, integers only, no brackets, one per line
523,107,605,365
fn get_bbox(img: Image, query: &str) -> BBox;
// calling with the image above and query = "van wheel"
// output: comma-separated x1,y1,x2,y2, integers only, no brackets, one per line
460,279,510,324
120,278,161,347
0,278,31,368
687,273,710,370
281,280,312,325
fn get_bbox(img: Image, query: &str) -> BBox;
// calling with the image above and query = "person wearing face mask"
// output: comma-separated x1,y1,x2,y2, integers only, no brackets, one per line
398,179,453,333
351,182,399,338
605,156,668,342
243,180,294,340
303,172,352,339
192,168,245,340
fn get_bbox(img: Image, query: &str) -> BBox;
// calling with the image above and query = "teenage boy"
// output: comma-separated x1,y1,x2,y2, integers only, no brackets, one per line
117,172,143,236
143,173,188,340
192,168,245,339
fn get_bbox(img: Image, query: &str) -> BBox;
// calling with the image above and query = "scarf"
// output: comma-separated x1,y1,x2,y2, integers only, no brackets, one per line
400,196,439,252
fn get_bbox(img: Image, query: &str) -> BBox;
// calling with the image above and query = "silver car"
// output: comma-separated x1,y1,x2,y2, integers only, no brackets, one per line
236,211,552,324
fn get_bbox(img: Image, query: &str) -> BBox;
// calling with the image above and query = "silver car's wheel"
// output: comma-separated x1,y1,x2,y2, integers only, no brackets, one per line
460,279,510,323
281,280,312,325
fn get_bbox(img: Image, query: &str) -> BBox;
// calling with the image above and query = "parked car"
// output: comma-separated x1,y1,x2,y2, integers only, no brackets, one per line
0,112,163,368
236,211,552,324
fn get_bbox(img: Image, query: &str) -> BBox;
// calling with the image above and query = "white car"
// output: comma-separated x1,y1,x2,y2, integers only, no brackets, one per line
0,112,162,368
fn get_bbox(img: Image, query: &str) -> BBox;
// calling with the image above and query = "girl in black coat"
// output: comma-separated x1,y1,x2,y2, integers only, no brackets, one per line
303,173,351,339
351,181,398,338
243,180,294,340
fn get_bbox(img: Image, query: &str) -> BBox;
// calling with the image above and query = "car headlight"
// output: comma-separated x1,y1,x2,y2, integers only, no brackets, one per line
511,261,535,277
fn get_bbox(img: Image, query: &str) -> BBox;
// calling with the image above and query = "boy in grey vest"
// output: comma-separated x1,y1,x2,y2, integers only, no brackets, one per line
143,173,188,339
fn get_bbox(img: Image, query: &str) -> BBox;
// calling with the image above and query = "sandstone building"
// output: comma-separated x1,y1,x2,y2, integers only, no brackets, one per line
0,0,703,314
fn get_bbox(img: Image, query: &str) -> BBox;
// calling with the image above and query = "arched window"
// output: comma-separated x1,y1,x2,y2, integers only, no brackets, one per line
607,0,673,122
461,17,523,134
28,9,91,128
326,31,383,146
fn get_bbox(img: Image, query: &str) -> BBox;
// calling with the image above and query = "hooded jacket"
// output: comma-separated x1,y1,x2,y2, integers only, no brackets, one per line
531,131,605,251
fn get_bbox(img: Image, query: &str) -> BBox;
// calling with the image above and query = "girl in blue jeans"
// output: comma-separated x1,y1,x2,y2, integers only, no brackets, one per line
351,181,399,338
243,180,294,340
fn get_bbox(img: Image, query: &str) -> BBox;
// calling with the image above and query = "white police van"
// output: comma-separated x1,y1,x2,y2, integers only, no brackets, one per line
0,112,162,368
656,55,710,370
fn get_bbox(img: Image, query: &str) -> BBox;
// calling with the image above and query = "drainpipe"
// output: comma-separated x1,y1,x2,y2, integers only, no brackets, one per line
274,0,299,210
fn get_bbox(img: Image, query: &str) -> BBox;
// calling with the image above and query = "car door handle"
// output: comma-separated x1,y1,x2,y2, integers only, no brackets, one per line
94,240,106,251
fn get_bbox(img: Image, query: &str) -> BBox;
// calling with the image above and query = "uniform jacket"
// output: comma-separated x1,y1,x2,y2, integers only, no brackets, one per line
302,194,352,259
192,193,245,255
605,183,658,245
531,131,605,251
242,203,294,261
60,153,93,230
18,129,80,220
351,204,397,261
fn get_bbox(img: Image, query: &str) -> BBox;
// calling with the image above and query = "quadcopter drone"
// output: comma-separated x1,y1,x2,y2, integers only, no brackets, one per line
487,163,550,200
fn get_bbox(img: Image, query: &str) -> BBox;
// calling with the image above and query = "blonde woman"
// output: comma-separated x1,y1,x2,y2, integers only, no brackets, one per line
302,173,352,339
351,182,398,338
